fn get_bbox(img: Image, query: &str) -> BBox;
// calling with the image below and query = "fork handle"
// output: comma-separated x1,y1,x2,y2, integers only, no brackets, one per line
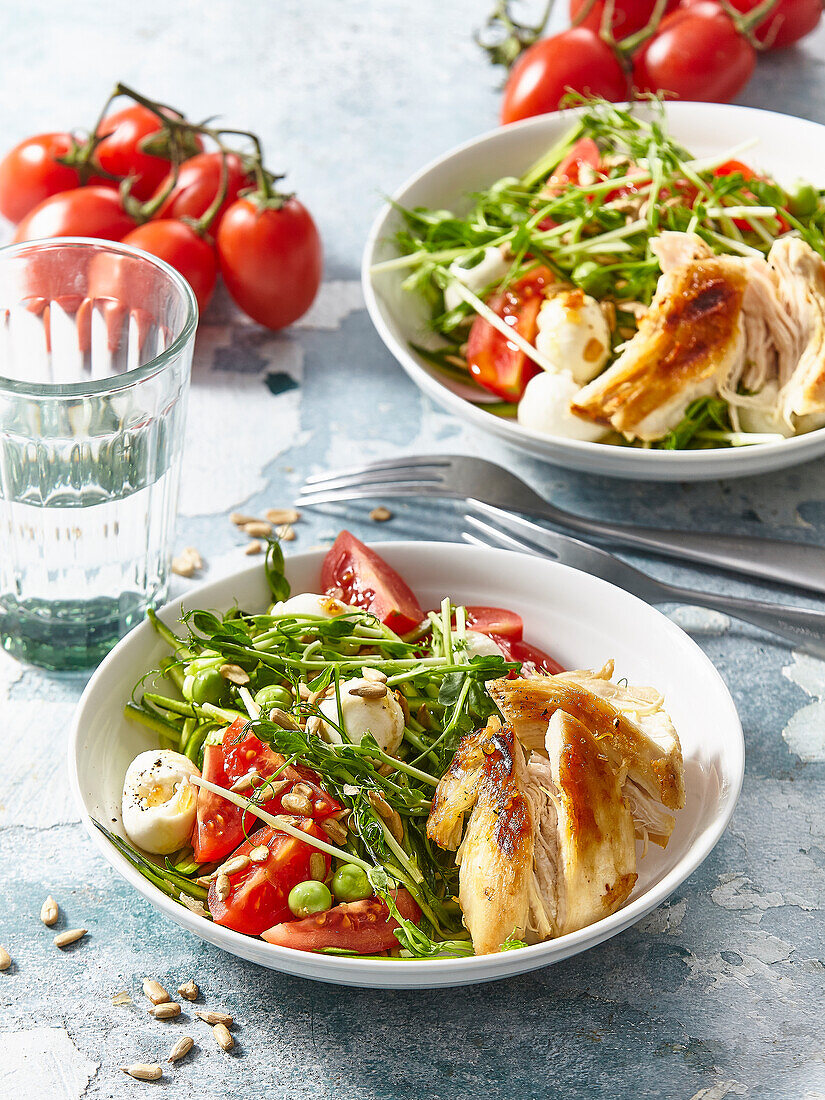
662,582,825,658
530,510,825,596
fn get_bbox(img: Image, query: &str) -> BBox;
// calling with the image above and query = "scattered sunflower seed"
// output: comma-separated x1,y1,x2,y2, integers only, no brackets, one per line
309,853,327,881
265,507,301,525
242,520,272,538
230,511,260,526
197,1009,234,1027
368,791,404,843
369,506,393,522
179,892,210,919
171,546,203,577
167,1035,195,1063
220,662,250,685
214,874,231,901
348,682,388,699
40,896,59,926
150,1001,181,1020
281,791,312,815
212,1022,234,1052
217,855,249,878
276,523,296,541
230,770,258,793
177,979,199,1002
121,1063,163,1082
249,845,269,863
0,946,10,971
244,540,263,556
321,818,347,844
361,667,388,683
54,928,87,949
112,990,133,1007
270,707,301,731
142,978,171,1006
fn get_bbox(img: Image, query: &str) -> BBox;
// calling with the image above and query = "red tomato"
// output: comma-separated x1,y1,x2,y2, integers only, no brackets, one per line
121,220,217,313
498,637,565,676
552,138,601,187
632,3,756,103
262,889,422,953
193,744,245,862
683,0,821,48
95,104,202,201
12,186,134,243
501,29,629,125
209,821,331,936
464,606,523,641
712,160,790,234
151,151,253,229
216,196,322,329
465,267,552,402
321,531,425,635
0,133,86,224
570,0,678,35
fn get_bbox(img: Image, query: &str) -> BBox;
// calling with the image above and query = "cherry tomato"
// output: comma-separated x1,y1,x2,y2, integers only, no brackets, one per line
121,219,217,313
465,267,552,402
209,821,331,936
501,29,629,125
262,888,422,953
711,160,790,234
682,0,821,49
0,133,86,224
216,196,322,329
570,0,678,35
464,607,523,641
151,151,253,229
95,104,202,201
632,3,756,103
13,186,135,243
496,636,565,676
193,744,244,862
321,531,425,635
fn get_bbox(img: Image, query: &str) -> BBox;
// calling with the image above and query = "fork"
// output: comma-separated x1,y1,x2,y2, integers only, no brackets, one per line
462,501,825,658
297,453,825,596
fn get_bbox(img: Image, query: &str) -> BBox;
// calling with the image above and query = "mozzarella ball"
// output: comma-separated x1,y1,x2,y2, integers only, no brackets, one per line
272,592,351,618
517,370,608,442
318,677,405,754
122,750,200,855
444,246,510,312
463,630,505,659
535,290,611,383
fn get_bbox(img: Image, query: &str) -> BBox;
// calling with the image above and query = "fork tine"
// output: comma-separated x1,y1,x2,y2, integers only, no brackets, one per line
303,455,454,487
295,483,446,507
299,467,447,494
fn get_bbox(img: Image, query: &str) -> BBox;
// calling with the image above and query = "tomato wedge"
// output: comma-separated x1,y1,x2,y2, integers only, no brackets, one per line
209,822,330,936
464,606,523,641
321,531,425,635
549,137,601,191
496,636,564,676
712,160,789,234
262,888,422,953
465,267,552,401
193,744,244,862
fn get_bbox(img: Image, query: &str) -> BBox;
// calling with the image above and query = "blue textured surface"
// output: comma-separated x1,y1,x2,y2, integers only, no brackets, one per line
1,3,825,1098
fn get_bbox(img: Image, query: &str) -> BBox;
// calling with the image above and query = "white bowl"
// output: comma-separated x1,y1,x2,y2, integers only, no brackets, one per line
69,542,743,988
363,102,825,481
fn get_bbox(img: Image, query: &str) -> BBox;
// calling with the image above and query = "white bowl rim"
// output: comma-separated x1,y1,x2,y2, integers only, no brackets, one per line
362,101,825,473
68,541,745,983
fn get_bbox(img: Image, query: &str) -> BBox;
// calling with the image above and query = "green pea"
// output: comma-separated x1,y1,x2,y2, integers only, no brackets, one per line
786,180,819,218
288,879,332,919
182,668,226,706
254,684,294,709
572,260,606,294
330,864,372,903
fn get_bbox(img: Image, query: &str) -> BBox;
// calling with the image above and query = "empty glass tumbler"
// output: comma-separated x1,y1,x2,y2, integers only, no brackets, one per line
0,237,197,670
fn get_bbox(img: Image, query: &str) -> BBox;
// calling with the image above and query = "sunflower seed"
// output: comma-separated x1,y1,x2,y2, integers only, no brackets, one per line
172,546,203,577
248,845,269,863
0,947,10,971
361,667,388,683
142,978,171,1005
281,791,312,815
242,520,272,538
121,1063,163,1081
369,506,393,522
177,979,199,1002
230,512,259,526
217,855,249,878
150,1002,181,1020
167,1035,194,1063
54,928,87,948
368,791,404,843
197,1009,234,1027
265,508,301,525
212,1022,234,1051
178,893,210,918
40,896,59,926
230,770,258,793
112,991,133,1006
220,663,249,685
309,853,327,881
214,874,231,901
270,707,301,731
244,540,263,556
276,523,296,542
321,818,347,844
348,682,387,699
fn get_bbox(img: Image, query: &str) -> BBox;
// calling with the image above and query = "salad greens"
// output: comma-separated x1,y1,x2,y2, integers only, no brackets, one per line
103,539,522,959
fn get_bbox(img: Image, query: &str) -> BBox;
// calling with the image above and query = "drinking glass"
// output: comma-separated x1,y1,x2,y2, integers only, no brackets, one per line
0,237,197,670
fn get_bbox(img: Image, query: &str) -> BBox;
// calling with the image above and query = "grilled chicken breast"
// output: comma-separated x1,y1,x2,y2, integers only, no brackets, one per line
770,238,825,421
427,716,498,850
572,256,747,440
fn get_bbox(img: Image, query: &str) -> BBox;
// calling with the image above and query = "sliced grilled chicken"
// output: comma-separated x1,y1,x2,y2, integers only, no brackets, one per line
427,715,499,850
453,723,534,954
650,231,712,271
770,238,825,421
572,256,747,440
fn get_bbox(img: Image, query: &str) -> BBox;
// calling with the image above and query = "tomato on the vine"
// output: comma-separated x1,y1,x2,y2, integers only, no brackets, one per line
151,151,253,229
683,0,821,49
95,104,202,201
501,29,629,125
632,3,756,103
121,220,218,313
13,186,135,243
569,0,678,36
216,194,322,330
0,133,91,224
